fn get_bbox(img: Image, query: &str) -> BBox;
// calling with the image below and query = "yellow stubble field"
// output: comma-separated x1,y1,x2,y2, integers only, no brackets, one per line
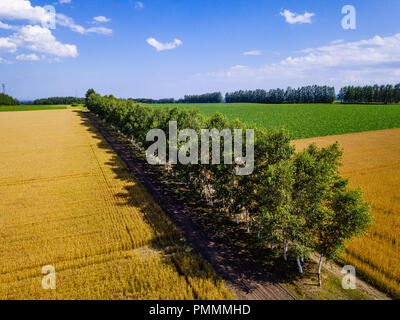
0,109,233,300
295,129,400,298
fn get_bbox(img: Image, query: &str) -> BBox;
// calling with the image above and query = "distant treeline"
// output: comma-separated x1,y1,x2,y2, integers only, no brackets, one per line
183,92,223,103
33,97,85,105
41,83,400,107
338,84,400,104
131,92,223,104
0,93,19,106
129,98,175,104
225,86,336,104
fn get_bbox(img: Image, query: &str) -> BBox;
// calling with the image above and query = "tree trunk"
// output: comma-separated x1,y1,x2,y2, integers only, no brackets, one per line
297,256,303,274
204,171,213,207
245,208,249,232
236,215,239,225
207,184,213,207
203,182,209,203
283,240,288,261
318,254,324,287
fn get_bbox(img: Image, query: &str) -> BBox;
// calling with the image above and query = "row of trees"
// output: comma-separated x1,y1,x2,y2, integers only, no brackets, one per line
0,93,19,106
86,89,373,286
130,92,223,104
338,84,400,104
225,86,336,104
33,97,85,105
130,98,175,104
30,83,400,108
130,83,400,106
183,92,223,104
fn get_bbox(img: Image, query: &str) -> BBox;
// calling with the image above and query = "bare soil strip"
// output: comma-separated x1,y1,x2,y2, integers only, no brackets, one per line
85,112,296,300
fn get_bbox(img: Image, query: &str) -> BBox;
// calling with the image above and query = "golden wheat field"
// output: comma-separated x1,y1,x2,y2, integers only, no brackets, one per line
295,128,400,299
0,109,234,300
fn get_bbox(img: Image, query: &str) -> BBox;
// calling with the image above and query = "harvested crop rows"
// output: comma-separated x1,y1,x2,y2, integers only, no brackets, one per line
295,128,400,298
0,110,233,300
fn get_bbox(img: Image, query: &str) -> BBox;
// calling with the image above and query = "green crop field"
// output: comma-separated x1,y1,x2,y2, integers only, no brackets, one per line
0,105,85,112
151,103,400,139
0,105,68,112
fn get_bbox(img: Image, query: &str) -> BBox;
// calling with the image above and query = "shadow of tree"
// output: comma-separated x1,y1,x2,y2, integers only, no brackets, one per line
74,111,182,250
72,111,237,299
74,110,297,300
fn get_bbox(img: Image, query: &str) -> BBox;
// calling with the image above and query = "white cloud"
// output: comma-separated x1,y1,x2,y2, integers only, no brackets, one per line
56,14,84,33
0,0,51,24
0,0,114,61
16,53,40,61
0,37,17,52
57,14,113,35
0,56,12,64
86,27,113,35
243,50,262,56
0,20,14,29
146,38,182,51
290,34,400,68
231,65,247,70
135,2,144,10
11,25,78,57
92,16,111,23
331,39,344,45
0,1,112,35
280,9,314,24
195,33,400,88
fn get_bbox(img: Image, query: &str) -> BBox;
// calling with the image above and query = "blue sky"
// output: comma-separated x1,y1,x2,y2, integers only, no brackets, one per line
1,0,400,100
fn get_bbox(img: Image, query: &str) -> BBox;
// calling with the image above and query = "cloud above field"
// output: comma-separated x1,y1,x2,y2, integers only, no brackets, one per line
57,14,112,35
0,24,78,58
0,0,50,24
195,33,400,88
92,16,111,23
280,9,315,24
0,36,17,52
135,2,144,10
16,53,40,61
0,0,111,61
243,50,262,56
13,25,78,57
146,38,182,51
0,21,16,30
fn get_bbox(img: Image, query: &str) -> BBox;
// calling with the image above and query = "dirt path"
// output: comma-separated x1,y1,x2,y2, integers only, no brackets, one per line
296,130,399,300
309,253,390,300
85,112,296,300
